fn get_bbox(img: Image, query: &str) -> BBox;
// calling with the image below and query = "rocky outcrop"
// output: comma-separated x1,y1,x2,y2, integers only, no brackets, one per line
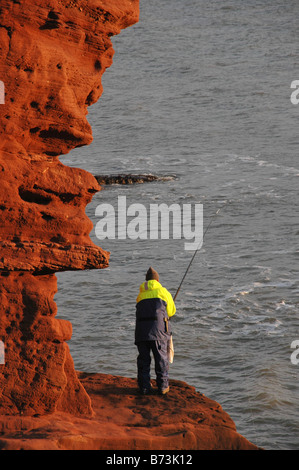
0,0,138,417
0,373,260,450
0,0,259,451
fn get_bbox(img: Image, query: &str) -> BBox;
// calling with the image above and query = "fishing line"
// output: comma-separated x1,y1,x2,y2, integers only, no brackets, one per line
173,200,229,302
172,199,264,446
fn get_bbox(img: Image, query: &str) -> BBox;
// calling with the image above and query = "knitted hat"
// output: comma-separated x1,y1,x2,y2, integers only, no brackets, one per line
145,266,159,281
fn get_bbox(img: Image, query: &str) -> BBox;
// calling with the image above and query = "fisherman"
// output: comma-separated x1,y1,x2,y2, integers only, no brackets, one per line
135,267,176,395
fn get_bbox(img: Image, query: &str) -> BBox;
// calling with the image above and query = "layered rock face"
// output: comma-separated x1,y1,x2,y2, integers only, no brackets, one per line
0,0,139,416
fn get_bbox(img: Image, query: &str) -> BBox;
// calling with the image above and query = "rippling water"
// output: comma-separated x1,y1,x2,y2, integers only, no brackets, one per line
56,0,299,450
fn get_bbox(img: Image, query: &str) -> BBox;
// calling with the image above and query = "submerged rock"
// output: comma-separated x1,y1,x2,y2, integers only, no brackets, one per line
95,174,176,185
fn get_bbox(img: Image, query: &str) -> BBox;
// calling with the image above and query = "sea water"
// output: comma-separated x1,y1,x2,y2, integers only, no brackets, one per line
56,0,299,450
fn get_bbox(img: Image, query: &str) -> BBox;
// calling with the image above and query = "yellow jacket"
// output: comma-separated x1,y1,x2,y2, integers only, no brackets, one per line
136,280,176,318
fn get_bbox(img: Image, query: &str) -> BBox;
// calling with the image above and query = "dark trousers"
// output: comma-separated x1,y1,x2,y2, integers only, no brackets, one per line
136,340,169,392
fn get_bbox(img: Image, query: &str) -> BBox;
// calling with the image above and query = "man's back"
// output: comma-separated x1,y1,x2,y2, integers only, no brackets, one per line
134,268,176,395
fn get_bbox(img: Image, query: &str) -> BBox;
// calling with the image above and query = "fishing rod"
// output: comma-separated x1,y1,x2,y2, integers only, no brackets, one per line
173,200,229,302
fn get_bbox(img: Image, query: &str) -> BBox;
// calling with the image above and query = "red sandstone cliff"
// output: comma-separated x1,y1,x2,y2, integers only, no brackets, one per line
0,0,259,450
0,0,138,417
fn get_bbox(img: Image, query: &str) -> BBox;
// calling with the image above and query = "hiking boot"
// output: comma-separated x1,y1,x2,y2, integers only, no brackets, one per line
139,387,152,395
159,386,170,395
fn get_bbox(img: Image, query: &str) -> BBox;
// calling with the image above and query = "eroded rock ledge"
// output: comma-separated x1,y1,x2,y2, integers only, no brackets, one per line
0,373,260,450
